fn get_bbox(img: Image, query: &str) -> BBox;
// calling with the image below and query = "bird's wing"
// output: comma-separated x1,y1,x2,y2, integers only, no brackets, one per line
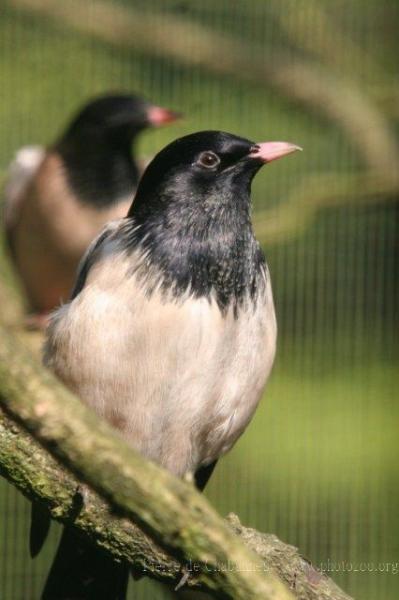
2,145,45,232
29,220,124,560
70,219,124,299
194,460,218,491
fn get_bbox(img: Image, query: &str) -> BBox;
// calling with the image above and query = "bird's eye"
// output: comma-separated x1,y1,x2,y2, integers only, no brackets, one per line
197,151,220,169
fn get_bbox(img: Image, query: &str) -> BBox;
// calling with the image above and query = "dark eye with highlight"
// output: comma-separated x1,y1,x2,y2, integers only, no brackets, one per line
197,151,220,169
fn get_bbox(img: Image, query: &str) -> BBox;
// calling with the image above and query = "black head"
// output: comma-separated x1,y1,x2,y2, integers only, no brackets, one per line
61,93,180,144
130,130,301,221
55,94,180,207
126,131,301,312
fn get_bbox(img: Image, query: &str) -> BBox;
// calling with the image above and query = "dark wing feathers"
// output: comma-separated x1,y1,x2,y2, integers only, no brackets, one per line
71,220,122,299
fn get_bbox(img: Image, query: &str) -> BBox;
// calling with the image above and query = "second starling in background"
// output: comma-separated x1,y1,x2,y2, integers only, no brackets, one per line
3,93,180,327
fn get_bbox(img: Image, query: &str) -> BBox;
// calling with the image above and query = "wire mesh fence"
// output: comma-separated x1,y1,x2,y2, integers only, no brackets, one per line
0,1,398,598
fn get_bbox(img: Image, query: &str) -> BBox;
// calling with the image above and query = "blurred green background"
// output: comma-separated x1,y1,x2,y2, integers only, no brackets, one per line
0,0,398,598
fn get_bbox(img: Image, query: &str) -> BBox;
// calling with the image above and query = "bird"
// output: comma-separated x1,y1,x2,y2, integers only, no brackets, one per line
2,93,180,328
40,130,301,598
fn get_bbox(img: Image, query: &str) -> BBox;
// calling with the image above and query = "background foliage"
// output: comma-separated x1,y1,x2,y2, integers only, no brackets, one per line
0,1,398,598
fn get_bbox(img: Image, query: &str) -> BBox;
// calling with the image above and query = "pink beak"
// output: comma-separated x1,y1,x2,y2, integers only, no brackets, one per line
147,106,181,126
249,141,302,163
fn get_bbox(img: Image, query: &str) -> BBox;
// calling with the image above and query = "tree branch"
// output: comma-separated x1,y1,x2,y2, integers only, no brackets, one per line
0,327,293,600
0,402,352,600
0,267,353,599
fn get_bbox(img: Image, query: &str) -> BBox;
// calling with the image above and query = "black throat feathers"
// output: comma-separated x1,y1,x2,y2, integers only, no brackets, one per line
125,191,266,313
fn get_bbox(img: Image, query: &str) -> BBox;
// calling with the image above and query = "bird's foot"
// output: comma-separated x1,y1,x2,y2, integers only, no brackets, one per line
75,483,90,506
175,566,190,591
69,483,90,520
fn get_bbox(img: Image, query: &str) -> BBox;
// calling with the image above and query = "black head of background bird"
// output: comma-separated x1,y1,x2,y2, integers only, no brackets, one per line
54,93,181,207
127,131,301,311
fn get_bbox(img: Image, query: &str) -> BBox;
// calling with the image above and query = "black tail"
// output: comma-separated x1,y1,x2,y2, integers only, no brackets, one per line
42,527,129,600
194,460,217,492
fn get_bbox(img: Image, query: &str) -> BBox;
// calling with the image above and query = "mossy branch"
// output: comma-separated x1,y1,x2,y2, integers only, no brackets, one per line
0,327,293,600
0,404,352,600
0,268,353,599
